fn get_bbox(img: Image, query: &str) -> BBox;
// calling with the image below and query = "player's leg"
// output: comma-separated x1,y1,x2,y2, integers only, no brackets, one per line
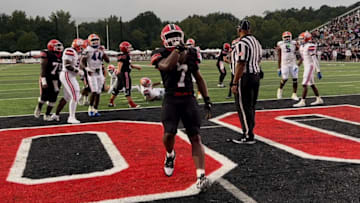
310,85,323,105
181,96,210,191
109,75,121,107
65,72,81,123
52,72,69,121
217,61,226,87
161,96,180,177
124,72,139,108
87,72,97,116
290,65,299,100
277,65,289,99
227,73,234,98
294,65,314,107
93,74,104,116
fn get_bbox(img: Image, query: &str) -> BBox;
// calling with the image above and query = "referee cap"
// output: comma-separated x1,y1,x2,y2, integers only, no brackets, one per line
237,19,250,31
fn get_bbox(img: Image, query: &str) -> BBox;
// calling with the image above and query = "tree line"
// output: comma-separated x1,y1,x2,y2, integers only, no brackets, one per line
0,2,358,52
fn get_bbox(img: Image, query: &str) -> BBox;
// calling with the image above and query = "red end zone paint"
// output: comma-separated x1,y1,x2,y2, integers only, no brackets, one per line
0,121,228,202
216,105,360,161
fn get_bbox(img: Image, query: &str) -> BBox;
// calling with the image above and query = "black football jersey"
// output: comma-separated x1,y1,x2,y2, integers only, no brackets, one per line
217,49,228,62
40,50,62,80
117,52,131,73
151,47,199,94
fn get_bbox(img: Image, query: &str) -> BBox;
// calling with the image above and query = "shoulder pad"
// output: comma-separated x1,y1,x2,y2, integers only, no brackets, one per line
64,48,75,56
151,48,167,65
40,50,48,58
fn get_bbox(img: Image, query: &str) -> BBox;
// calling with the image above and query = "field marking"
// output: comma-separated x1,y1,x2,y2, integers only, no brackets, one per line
217,178,257,203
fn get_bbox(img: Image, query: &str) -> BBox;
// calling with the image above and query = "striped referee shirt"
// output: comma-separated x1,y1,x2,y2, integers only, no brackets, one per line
230,45,237,75
235,34,262,74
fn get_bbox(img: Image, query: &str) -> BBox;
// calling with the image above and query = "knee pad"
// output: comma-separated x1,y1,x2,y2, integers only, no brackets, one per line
281,79,288,85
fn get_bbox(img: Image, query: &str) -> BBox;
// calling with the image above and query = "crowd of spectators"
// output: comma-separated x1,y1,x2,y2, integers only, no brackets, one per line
311,8,360,61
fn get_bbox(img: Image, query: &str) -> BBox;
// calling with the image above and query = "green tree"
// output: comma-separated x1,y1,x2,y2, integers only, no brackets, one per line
16,32,40,51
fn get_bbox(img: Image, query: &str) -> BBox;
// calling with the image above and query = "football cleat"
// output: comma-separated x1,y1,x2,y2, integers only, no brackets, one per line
51,114,60,122
88,106,94,117
231,137,256,144
34,106,41,118
93,109,101,117
277,88,283,99
43,114,53,121
217,83,225,88
67,117,80,124
311,97,324,106
291,93,299,101
129,104,140,108
164,152,176,177
108,102,116,107
293,99,306,107
196,174,211,192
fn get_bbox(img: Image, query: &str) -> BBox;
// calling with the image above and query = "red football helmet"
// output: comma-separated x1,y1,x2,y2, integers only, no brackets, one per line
140,77,152,87
107,64,115,72
88,34,100,48
47,39,63,53
71,38,87,53
282,31,292,41
119,41,133,53
303,31,312,42
186,38,195,47
223,43,231,51
160,24,184,48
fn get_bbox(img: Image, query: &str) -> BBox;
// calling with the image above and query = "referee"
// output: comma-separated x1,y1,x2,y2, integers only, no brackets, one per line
231,19,263,144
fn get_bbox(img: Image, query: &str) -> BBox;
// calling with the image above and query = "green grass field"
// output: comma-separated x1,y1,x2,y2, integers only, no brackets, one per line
0,60,359,116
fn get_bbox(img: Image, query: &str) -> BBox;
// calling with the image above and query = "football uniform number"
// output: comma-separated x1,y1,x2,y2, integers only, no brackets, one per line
51,62,62,75
91,52,103,61
177,64,188,87
285,44,291,53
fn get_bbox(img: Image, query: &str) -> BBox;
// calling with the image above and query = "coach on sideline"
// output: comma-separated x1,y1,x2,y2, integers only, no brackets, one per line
231,19,263,144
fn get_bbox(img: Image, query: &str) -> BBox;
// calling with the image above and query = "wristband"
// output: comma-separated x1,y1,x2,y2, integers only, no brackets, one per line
41,77,47,85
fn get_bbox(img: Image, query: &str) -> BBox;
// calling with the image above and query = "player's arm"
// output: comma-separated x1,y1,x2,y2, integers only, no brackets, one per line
277,46,281,70
193,70,212,119
223,54,230,64
157,44,185,71
81,55,87,68
130,64,142,70
40,56,48,88
103,53,110,63
152,82,162,87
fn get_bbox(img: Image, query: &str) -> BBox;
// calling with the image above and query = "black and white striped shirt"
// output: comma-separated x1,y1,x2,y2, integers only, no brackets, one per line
235,35,262,74
229,45,237,75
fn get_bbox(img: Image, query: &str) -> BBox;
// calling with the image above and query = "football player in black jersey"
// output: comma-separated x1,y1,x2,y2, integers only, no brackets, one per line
216,43,231,88
108,41,141,108
34,39,63,121
151,24,212,192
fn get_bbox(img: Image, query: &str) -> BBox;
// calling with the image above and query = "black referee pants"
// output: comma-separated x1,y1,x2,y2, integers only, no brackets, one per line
234,73,260,139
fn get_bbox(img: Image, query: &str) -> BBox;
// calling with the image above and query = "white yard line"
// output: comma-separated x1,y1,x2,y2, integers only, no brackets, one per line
217,178,257,203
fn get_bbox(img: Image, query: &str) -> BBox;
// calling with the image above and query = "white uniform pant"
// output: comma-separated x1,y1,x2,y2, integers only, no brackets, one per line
281,64,298,80
302,64,315,86
60,71,80,118
87,71,105,94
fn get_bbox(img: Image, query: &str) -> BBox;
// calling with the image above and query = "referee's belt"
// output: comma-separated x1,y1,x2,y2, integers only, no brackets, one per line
170,91,193,96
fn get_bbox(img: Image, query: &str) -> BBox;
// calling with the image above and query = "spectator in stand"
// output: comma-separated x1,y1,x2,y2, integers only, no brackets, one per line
332,49,338,61
345,48,352,61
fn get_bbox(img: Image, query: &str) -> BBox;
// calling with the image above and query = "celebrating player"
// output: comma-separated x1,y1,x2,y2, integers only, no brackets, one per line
81,34,110,116
51,38,87,124
276,31,299,100
108,41,141,108
151,24,212,191
294,31,324,107
216,43,231,88
34,39,63,121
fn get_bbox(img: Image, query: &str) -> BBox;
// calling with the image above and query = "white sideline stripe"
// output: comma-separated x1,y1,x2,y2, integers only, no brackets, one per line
290,118,328,122
217,178,257,203
179,125,223,130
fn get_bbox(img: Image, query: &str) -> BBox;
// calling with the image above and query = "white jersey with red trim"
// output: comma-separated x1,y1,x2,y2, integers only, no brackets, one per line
62,47,80,74
301,43,318,67
277,40,297,66
83,46,105,72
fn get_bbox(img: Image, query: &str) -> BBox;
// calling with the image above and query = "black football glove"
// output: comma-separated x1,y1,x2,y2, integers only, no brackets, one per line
175,42,186,53
203,96,212,120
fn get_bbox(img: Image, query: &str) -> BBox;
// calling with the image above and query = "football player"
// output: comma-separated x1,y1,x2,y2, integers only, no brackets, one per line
51,38,86,124
293,32,323,107
108,41,141,108
186,38,202,99
34,39,63,121
136,77,165,101
216,43,231,88
151,24,212,191
81,34,110,116
276,31,299,100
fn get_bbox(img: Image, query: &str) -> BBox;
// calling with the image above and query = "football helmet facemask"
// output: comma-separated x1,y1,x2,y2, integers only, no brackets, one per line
71,38,87,53
119,41,133,53
88,34,100,48
47,39,64,53
161,24,184,48
282,31,292,42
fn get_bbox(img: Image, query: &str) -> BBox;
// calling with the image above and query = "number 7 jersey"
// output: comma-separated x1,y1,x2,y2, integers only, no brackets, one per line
151,47,199,95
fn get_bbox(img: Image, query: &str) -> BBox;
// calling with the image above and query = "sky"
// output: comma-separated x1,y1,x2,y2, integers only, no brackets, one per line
0,0,358,23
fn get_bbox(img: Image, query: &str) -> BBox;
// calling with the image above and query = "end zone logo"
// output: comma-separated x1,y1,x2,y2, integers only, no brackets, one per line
0,121,236,202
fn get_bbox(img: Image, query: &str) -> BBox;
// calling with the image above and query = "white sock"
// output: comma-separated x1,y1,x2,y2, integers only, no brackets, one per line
166,150,175,158
196,169,205,178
